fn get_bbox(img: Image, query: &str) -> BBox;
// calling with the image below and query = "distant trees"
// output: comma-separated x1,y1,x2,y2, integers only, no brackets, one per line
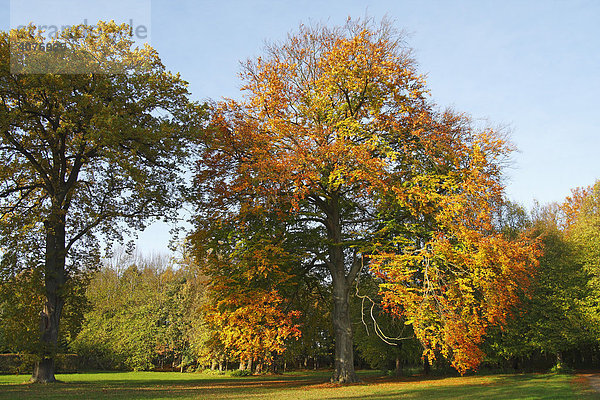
0,22,204,381
72,247,301,373
72,250,207,371
73,252,179,371
570,183,600,298
485,182,600,371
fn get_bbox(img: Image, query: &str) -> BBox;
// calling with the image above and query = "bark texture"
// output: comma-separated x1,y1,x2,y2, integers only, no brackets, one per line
330,272,358,383
325,193,360,384
30,213,66,383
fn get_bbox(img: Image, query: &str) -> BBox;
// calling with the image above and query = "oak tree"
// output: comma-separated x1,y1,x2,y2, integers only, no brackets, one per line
0,22,204,382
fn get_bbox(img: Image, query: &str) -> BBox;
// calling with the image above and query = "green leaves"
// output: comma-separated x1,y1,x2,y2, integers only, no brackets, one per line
0,21,205,274
72,253,190,371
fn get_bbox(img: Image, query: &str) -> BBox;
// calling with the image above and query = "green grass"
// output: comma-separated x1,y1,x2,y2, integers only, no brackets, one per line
0,370,596,399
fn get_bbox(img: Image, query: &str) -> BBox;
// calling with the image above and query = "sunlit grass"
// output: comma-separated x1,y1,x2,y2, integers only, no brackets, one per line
0,370,595,399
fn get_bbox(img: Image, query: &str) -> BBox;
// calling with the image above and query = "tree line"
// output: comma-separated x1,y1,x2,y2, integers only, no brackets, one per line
3,181,600,375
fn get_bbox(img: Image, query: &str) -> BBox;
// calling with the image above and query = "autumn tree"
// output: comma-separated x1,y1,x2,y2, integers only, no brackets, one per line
0,22,204,382
484,187,600,371
192,18,538,382
191,207,303,372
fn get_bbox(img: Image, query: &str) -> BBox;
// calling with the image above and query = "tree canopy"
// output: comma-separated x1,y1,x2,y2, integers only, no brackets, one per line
0,21,204,382
191,18,539,381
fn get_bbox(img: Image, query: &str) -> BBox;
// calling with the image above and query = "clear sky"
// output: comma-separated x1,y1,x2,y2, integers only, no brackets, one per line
2,0,599,254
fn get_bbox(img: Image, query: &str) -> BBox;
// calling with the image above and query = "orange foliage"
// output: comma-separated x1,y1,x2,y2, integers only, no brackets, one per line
370,129,540,374
561,185,593,231
191,209,302,365
204,288,301,364
194,19,540,375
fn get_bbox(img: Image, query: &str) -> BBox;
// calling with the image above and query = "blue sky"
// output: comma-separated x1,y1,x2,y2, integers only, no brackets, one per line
2,0,599,254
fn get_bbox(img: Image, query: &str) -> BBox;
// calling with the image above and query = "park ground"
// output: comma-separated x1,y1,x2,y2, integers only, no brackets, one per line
0,370,598,399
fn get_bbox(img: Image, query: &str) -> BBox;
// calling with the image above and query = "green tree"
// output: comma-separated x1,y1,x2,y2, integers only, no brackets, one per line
488,221,592,369
73,251,189,371
484,198,598,371
571,182,600,294
0,22,204,382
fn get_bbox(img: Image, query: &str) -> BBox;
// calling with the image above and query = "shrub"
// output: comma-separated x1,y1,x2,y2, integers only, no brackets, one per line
230,369,252,377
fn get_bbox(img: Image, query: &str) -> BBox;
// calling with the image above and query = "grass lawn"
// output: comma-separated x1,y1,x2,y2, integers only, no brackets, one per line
0,370,597,400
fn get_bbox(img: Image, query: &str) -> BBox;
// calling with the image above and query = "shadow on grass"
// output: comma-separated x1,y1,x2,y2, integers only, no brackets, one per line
0,370,336,400
0,371,593,400
327,374,595,400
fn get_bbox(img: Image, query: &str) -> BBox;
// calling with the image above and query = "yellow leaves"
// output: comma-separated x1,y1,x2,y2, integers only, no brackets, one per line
374,230,539,373
371,162,540,374
198,17,543,375
204,288,301,362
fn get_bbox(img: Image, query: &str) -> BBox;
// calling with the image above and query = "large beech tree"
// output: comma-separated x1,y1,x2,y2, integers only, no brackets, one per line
193,19,538,382
0,22,203,382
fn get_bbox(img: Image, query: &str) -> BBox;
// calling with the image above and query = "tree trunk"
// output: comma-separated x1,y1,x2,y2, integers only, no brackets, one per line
31,358,55,383
330,269,358,383
395,356,402,377
423,357,430,375
325,192,360,384
31,214,66,383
